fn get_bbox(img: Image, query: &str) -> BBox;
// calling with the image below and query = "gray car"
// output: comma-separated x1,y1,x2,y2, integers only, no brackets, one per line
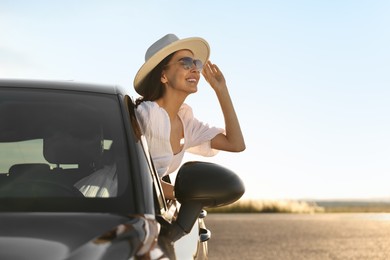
0,79,244,259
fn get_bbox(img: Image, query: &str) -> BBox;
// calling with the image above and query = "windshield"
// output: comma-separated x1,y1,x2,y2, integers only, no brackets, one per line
0,87,134,212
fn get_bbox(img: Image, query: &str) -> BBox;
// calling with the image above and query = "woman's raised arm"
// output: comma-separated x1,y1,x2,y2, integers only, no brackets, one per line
202,61,246,152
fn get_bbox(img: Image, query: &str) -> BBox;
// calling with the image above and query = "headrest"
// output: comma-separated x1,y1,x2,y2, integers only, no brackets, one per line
9,163,50,175
43,124,103,165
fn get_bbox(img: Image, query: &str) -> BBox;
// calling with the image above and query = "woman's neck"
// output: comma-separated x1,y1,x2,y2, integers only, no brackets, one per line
156,92,187,120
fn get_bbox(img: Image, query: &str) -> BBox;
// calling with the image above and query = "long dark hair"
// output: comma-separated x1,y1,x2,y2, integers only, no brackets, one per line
135,52,175,107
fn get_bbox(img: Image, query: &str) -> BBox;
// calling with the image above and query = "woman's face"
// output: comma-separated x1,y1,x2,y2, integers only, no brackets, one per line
161,50,201,95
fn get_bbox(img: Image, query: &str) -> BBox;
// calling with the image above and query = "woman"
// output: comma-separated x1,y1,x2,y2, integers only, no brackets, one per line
134,34,245,200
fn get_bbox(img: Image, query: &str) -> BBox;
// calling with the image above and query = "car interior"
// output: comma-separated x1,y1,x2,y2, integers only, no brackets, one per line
0,89,128,199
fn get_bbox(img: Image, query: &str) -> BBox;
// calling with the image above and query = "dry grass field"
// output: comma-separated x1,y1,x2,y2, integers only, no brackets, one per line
207,199,390,213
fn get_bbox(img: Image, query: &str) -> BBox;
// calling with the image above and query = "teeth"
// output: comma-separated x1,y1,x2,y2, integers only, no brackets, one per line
187,79,196,82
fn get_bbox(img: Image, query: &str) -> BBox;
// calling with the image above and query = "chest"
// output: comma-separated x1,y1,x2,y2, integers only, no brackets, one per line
170,117,184,155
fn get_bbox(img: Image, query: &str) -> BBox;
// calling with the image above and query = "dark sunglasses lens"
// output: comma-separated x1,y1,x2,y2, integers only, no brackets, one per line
180,57,193,69
181,57,203,71
194,59,203,70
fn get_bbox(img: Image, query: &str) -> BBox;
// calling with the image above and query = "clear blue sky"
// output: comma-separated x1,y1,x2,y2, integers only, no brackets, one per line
1,0,389,200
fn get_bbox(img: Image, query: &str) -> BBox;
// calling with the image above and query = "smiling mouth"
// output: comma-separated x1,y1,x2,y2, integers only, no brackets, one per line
186,78,197,83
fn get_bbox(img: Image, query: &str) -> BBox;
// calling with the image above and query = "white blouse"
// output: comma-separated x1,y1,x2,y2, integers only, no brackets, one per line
74,164,117,197
136,101,224,177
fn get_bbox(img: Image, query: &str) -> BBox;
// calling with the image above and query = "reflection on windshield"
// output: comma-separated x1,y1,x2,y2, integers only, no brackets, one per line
0,88,129,199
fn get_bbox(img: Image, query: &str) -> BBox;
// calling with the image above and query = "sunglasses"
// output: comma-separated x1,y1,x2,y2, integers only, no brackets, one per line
164,57,203,72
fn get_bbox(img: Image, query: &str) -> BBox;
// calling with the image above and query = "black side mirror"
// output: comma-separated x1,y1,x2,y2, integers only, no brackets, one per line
164,161,245,242
175,161,245,207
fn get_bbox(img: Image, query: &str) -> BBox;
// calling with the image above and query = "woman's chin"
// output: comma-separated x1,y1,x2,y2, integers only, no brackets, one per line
186,86,198,94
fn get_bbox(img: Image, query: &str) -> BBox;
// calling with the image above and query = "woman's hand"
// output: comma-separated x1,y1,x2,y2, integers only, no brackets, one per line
202,60,246,153
202,60,227,93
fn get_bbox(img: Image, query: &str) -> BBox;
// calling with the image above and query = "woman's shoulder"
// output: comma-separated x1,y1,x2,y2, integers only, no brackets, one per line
136,101,170,125
136,101,158,112
136,101,165,117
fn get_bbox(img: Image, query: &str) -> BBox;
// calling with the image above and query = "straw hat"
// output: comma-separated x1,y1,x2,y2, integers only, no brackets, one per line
133,34,210,95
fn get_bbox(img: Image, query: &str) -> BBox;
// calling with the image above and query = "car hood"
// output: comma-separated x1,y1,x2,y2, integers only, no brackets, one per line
0,212,162,260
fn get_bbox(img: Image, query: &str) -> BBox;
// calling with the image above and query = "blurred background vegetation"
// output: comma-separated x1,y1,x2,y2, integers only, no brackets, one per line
208,199,390,213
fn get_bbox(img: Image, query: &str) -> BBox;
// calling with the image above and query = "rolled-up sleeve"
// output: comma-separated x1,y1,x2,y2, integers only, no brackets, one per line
180,104,225,157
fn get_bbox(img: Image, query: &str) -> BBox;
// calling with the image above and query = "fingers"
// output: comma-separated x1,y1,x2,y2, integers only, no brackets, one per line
202,61,219,78
204,60,217,73
201,61,210,81
202,60,226,88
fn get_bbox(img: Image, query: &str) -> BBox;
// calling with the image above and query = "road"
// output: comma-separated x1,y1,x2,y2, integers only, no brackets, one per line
205,213,390,260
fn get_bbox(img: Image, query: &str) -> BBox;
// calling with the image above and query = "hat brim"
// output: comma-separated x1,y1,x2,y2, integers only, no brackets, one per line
134,37,210,96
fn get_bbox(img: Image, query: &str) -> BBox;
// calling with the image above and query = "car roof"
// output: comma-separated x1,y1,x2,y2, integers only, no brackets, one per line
0,78,125,95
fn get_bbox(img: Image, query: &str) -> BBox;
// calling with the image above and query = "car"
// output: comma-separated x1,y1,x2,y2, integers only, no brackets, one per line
0,79,245,260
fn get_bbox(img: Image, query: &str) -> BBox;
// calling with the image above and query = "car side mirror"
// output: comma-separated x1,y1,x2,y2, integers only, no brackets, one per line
175,161,245,207
164,161,244,242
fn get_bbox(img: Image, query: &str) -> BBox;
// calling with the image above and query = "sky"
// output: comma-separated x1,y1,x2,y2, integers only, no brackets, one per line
1,0,389,200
